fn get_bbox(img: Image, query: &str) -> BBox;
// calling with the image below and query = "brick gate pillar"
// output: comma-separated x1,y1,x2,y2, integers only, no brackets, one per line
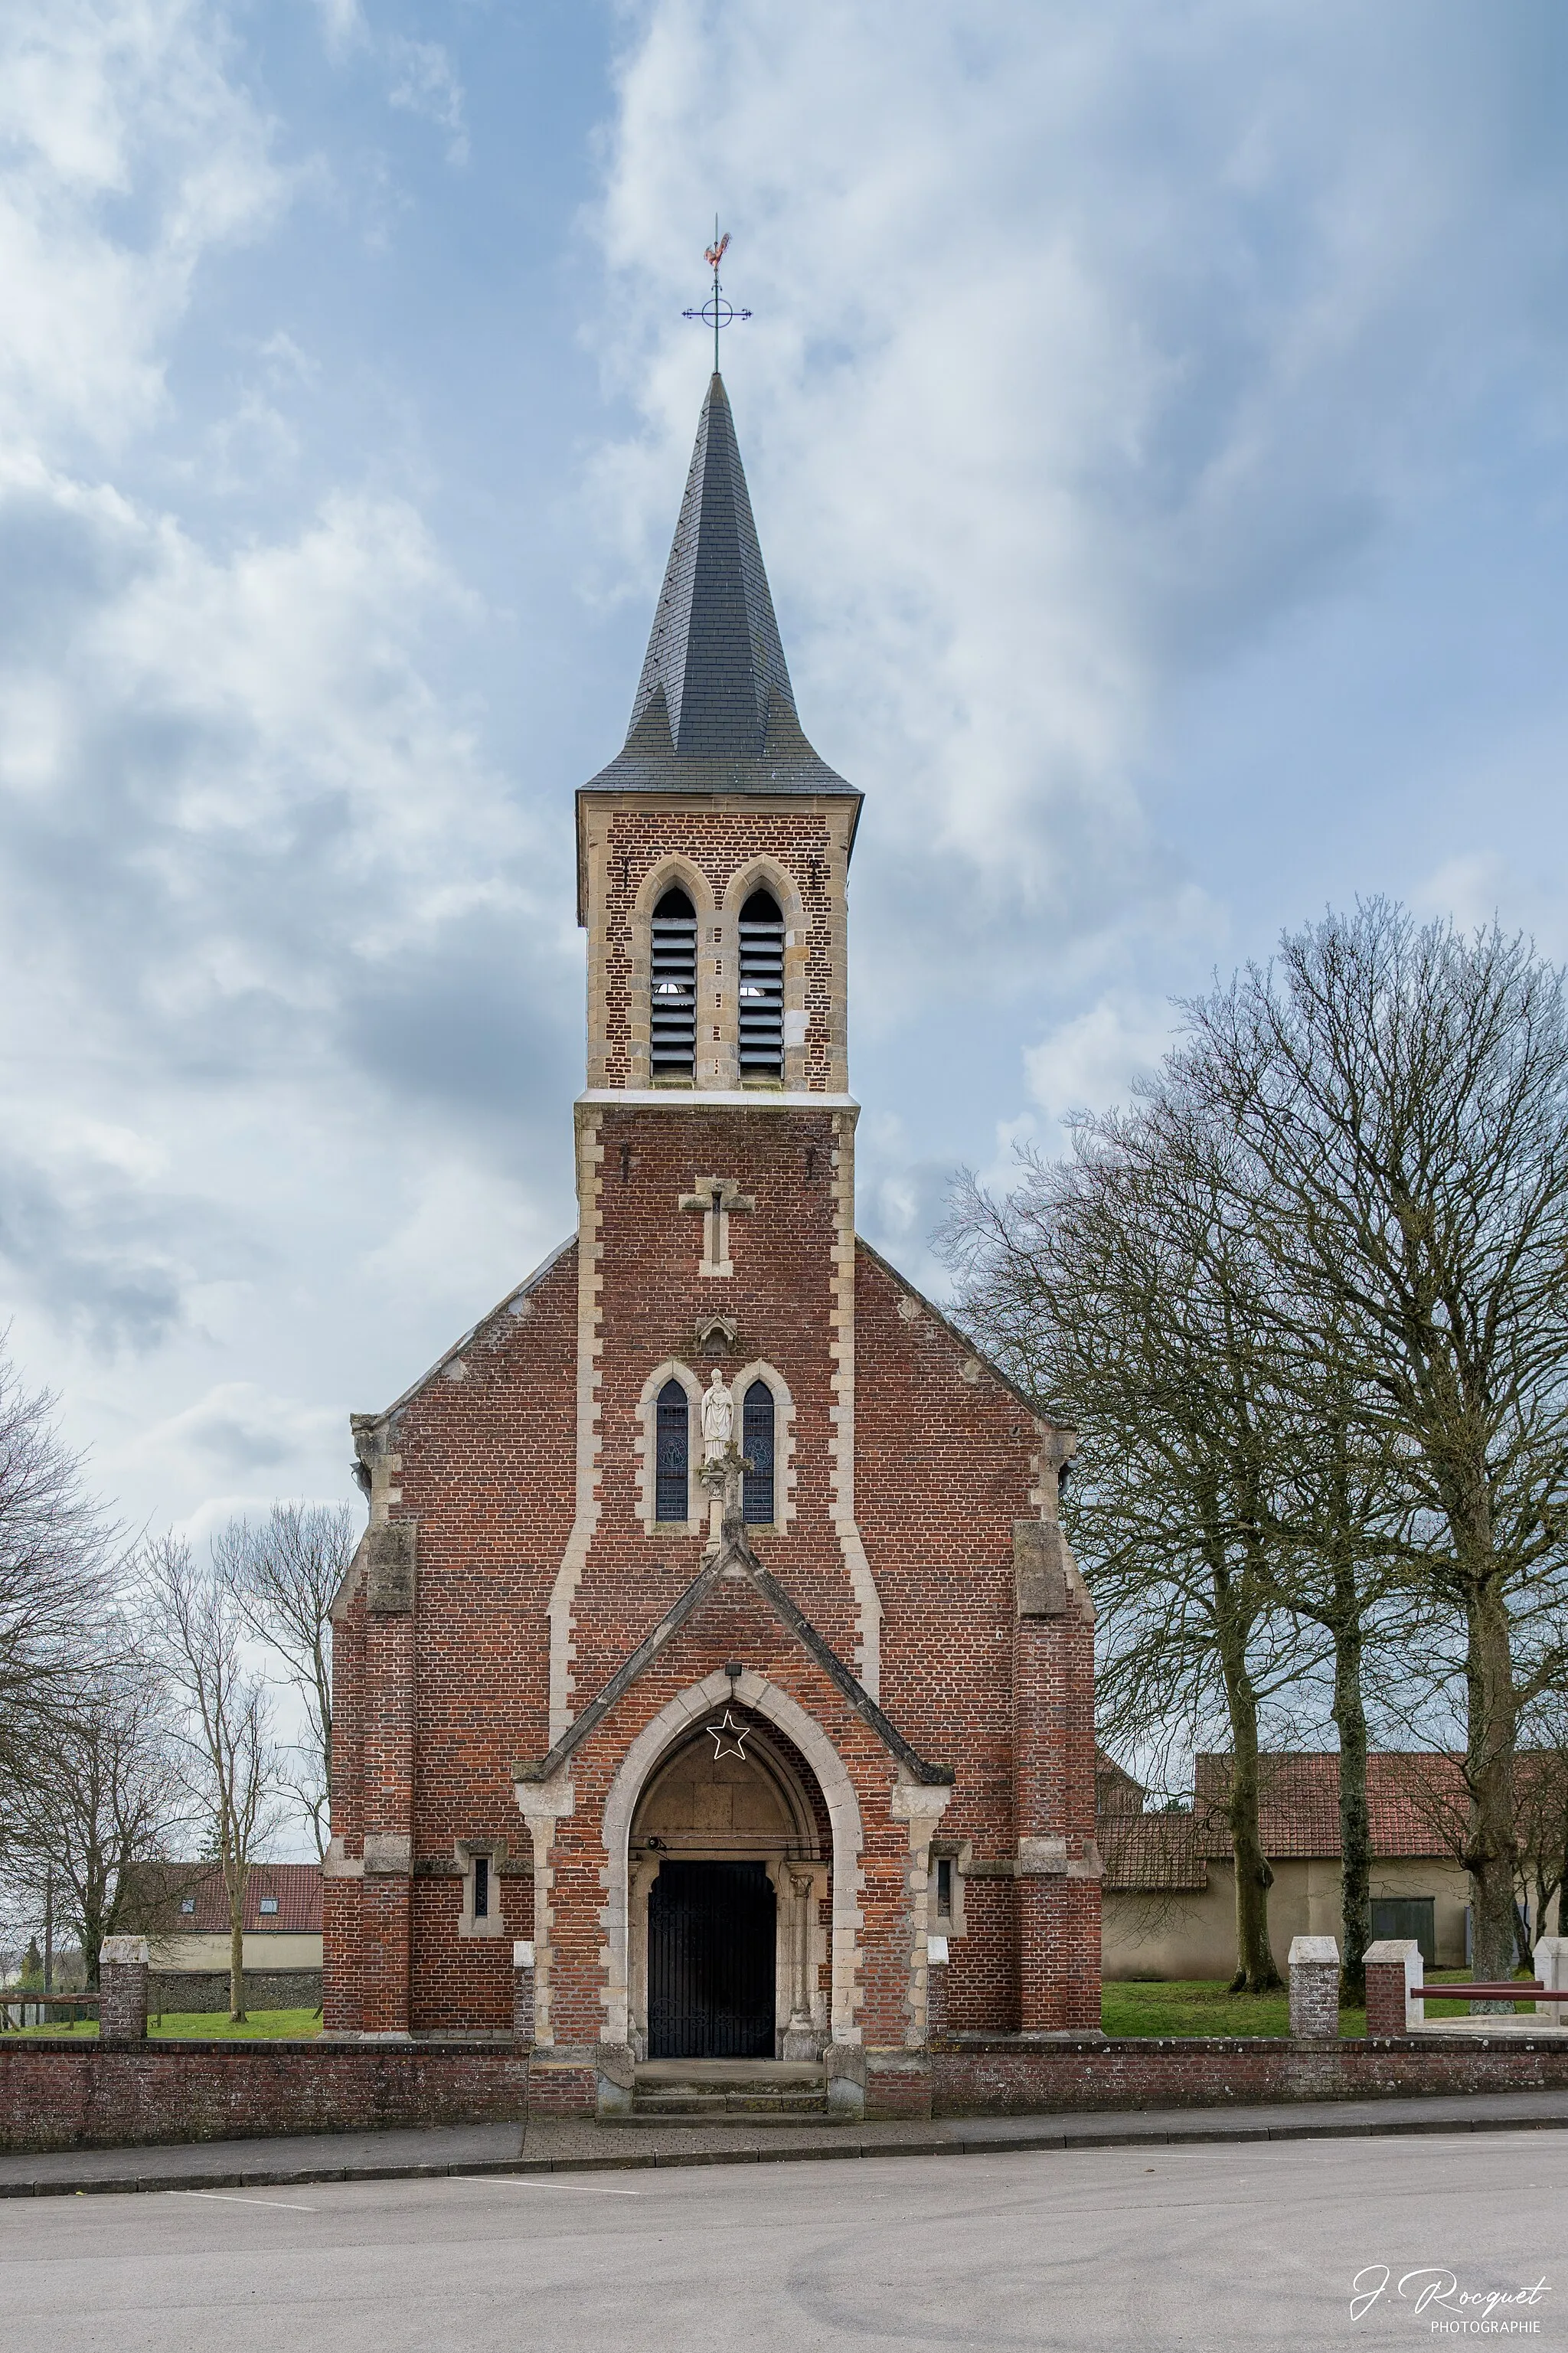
1011,1433,1102,2034
1288,1935,1341,2038
1364,1939,1424,2035
361,1521,417,2039
99,1934,149,2042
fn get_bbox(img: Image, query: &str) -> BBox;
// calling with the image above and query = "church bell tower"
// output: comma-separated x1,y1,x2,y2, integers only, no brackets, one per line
577,370,858,1098
557,371,881,1756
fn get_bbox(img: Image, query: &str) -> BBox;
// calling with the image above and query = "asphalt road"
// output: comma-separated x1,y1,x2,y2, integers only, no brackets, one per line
2,2132,1560,2352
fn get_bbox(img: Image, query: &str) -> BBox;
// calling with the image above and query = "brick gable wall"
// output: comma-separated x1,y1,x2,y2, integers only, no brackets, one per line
325,793,1101,2077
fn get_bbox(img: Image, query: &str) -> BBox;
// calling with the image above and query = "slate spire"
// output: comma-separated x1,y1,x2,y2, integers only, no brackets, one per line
585,374,855,799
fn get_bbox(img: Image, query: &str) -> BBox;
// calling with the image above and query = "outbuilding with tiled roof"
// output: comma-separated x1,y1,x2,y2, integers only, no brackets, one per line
1100,1750,1562,1979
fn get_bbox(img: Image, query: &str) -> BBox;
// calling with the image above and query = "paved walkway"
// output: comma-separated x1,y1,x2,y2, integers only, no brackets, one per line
4,2085,1568,2198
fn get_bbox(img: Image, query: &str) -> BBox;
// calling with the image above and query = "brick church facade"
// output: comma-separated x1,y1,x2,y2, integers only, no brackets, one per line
323,372,1102,2117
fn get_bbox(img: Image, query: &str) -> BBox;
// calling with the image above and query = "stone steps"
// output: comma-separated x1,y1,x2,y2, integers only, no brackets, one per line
625,2059,832,2126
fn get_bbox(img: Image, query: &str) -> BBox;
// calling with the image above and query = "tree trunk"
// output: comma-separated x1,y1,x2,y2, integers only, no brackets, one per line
1464,1575,1519,1997
81,1899,104,1993
1221,1659,1279,1992
227,1858,248,2024
1331,1600,1372,2004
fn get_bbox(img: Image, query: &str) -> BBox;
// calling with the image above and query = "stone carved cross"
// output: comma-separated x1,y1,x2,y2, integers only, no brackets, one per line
678,1175,754,1278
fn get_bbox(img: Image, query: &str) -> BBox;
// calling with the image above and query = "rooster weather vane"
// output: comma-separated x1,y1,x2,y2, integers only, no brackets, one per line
683,221,752,372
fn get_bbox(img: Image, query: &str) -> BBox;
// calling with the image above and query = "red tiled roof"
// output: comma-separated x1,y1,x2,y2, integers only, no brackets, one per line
1099,1811,1207,1893
1190,1753,1469,1861
1095,1748,1145,1815
128,1861,322,1935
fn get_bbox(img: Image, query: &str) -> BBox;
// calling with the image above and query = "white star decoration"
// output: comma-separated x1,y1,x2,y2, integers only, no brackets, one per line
706,1708,749,1761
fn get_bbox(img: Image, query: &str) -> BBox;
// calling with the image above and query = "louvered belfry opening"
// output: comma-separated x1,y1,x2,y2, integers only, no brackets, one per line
737,888,785,1078
650,887,697,1076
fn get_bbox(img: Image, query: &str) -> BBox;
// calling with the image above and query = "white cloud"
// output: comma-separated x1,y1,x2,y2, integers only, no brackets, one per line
0,0,287,456
359,1157,564,1318
1412,852,1511,933
1024,993,1176,1129
0,1,570,1538
130,1380,343,1481
386,36,469,167
312,0,368,60
590,1,1568,1010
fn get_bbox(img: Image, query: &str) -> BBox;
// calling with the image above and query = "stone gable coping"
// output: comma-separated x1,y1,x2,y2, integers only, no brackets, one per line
513,1539,952,1790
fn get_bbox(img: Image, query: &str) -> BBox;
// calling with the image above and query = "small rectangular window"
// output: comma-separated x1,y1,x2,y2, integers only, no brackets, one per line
474,1855,490,1920
258,1897,279,1915
935,1858,953,1921
181,1897,196,1915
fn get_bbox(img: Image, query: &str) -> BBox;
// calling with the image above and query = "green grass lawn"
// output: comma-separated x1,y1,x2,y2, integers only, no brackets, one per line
2,2008,322,2041
1102,1970,1539,2038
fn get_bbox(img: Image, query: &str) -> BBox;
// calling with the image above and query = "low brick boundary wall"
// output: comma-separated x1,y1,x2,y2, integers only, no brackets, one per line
0,2041,528,2153
933,2035,1568,2116
8,2033,1568,2152
149,1969,322,2015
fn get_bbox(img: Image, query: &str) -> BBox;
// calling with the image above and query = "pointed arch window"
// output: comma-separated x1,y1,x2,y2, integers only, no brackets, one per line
651,887,697,1077
655,1379,691,1523
742,1380,776,1525
737,889,785,1078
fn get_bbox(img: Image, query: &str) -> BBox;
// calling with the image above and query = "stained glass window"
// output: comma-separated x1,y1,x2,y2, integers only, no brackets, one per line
742,1381,775,1525
656,1379,691,1522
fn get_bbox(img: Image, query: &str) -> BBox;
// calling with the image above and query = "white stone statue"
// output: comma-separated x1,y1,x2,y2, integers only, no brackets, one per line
701,1368,734,1459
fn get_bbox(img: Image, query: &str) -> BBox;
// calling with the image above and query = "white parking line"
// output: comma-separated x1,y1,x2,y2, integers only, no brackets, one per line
490,2179,643,2197
179,2191,318,2211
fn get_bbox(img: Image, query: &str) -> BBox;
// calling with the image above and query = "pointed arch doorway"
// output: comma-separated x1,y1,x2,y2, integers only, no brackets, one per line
627,1704,829,2061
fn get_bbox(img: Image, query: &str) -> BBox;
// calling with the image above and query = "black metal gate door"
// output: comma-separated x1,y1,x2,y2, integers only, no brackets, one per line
647,1861,776,2059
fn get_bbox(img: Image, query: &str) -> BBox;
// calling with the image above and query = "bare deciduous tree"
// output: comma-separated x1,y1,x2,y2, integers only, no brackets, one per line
1183,904,1568,1983
944,1104,1312,1992
0,1336,119,1845
214,1503,355,1858
142,1536,286,2021
1264,1332,1416,2001
9,1646,181,1985
1512,1707,1568,1955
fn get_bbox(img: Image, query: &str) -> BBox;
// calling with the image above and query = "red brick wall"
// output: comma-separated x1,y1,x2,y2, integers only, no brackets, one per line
325,1241,580,2035
594,807,841,1090
854,1245,1100,2033
8,2036,1568,2152
932,2035,1568,2116
0,2041,530,2153
576,1101,855,1678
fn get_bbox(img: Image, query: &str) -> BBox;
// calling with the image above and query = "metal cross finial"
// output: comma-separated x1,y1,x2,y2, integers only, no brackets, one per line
682,218,752,374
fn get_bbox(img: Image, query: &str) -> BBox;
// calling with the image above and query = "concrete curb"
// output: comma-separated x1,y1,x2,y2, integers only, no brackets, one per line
7,2103,1568,2198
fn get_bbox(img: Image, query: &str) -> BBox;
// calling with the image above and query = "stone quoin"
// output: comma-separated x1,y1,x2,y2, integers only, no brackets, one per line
322,371,1102,2119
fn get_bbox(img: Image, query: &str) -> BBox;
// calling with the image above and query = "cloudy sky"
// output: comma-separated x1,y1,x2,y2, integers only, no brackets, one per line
3,0,1566,1551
